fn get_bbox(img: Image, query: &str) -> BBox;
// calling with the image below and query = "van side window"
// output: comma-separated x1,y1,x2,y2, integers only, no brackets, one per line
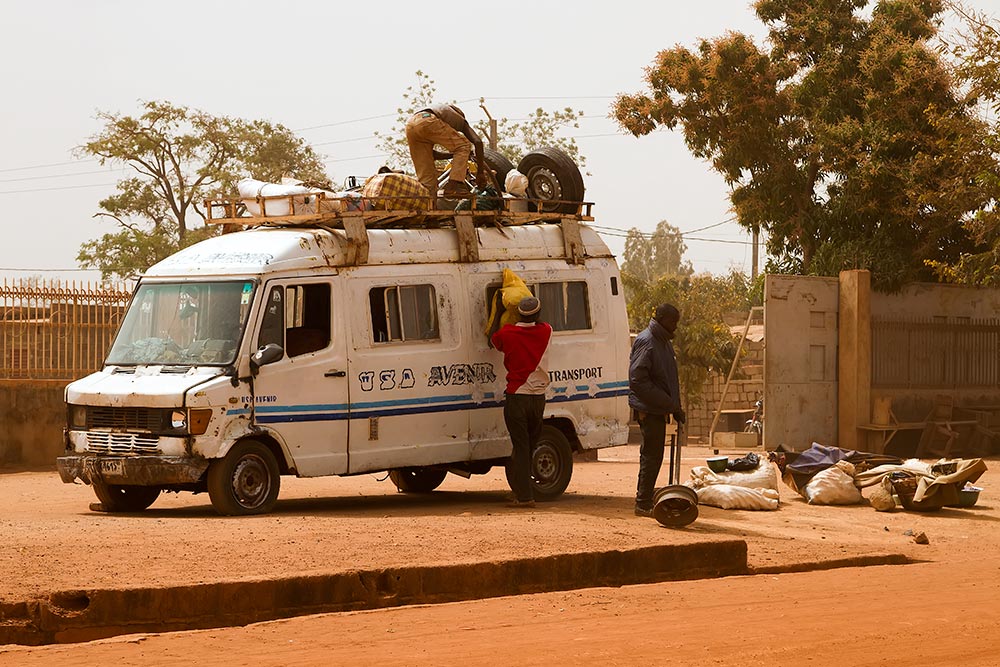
538,281,591,331
285,284,331,356
370,284,439,343
257,286,285,350
257,283,331,357
485,281,591,332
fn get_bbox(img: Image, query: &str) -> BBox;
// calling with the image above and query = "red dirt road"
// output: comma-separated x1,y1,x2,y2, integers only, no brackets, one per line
5,559,997,667
1,448,998,665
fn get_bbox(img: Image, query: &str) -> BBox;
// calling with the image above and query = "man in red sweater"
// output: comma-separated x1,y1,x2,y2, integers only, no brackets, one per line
491,296,552,507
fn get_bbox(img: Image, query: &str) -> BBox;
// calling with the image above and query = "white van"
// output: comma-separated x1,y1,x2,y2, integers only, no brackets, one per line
57,210,631,515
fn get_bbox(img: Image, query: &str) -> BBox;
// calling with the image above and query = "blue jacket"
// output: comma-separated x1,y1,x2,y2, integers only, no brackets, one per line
628,318,681,416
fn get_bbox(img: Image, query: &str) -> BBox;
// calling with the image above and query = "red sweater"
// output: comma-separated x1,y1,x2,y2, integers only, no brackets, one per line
491,322,552,395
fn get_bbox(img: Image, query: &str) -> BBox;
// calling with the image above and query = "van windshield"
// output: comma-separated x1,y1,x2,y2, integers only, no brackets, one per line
107,281,256,366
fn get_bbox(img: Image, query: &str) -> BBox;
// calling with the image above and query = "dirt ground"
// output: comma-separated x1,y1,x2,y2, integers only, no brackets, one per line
1,446,998,665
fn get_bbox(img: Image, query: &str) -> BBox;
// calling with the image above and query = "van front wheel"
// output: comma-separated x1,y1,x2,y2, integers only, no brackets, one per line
506,424,574,501
207,440,281,515
389,468,448,493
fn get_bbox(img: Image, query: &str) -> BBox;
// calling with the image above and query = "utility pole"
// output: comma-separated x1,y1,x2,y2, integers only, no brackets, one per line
751,225,759,281
480,102,497,150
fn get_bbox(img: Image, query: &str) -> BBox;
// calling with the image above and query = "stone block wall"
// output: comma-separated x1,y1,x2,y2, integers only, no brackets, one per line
684,340,764,444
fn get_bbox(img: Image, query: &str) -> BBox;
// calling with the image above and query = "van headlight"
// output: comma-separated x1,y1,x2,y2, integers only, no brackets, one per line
171,410,187,430
68,405,87,429
169,408,213,435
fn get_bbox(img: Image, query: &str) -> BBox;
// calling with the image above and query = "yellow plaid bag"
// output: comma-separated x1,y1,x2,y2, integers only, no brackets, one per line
362,173,431,211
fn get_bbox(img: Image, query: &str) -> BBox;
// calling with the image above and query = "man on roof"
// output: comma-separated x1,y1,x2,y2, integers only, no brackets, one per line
405,103,488,201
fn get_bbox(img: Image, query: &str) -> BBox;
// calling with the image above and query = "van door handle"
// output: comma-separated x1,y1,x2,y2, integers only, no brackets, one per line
325,369,347,377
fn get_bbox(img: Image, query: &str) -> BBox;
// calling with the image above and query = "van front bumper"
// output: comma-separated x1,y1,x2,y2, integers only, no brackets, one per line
57,455,210,486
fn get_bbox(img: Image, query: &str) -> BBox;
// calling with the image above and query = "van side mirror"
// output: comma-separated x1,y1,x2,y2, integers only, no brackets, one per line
250,343,284,375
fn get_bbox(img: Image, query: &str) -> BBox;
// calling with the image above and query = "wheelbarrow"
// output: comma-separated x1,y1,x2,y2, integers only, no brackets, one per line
651,421,699,528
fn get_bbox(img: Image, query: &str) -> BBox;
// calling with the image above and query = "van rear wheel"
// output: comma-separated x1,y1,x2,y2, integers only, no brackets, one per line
207,440,281,515
92,481,160,512
505,424,574,501
389,468,448,493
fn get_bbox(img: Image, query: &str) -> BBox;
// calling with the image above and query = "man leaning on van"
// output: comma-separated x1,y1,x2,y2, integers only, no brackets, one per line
491,296,552,508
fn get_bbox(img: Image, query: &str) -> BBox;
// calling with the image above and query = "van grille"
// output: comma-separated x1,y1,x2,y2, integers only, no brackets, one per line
87,407,162,431
86,432,161,455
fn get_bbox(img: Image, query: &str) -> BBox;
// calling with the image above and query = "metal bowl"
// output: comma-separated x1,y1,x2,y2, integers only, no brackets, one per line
957,487,982,507
707,456,729,473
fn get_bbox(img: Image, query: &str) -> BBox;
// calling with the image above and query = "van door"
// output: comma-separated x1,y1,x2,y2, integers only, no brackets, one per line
249,278,349,476
466,270,509,460
346,268,470,473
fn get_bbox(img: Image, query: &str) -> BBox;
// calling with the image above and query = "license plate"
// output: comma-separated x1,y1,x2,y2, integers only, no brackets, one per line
99,459,125,477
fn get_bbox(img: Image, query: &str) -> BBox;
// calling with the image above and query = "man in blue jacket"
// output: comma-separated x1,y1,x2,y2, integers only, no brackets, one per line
628,303,685,517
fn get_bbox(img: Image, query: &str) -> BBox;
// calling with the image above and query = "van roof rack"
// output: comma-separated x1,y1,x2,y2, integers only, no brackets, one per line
204,192,594,230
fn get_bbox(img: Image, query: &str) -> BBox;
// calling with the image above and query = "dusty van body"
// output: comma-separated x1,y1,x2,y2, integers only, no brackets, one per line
57,216,630,515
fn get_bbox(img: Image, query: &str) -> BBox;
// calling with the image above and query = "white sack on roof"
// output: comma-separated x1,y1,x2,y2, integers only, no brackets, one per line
238,178,341,217
505,170,528,197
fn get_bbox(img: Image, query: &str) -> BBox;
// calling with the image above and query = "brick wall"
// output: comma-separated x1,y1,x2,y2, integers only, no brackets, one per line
684,339,764,443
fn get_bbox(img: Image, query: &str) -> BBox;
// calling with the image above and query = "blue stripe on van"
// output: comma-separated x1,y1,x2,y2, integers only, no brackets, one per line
230,387,629,424
598,380,629,389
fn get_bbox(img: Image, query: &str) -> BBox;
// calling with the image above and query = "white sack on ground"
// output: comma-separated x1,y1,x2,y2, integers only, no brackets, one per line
688,458,779,491
696,485,780,510
803,460,863,505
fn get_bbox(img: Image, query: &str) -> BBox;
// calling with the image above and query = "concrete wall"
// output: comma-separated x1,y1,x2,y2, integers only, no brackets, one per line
688,275,1000,454
0,380,66,468
764,275,840,451
870,281,1000,422
872,282,1000,319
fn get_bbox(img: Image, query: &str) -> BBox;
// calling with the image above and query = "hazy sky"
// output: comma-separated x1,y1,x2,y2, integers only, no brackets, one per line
2,0,998,282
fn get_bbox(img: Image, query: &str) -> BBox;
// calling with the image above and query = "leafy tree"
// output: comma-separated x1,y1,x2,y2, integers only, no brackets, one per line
926,2,1000,284
621,223,761,401
620,220,693,283
946,1,1000,111
78,100,328,278
613,0,997,290
374,71,585,172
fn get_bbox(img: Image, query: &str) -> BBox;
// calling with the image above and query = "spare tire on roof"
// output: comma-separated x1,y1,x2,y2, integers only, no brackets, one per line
516,147,585,214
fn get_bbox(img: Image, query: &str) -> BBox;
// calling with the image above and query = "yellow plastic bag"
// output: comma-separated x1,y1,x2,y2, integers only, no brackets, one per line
484,268,533,337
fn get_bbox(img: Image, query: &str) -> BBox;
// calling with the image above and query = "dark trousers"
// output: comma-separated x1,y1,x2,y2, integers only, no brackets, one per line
636,412,666,507
504,393,545,502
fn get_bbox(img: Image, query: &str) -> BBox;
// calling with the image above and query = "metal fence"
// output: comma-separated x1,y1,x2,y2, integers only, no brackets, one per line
0,278,133,381
872,317,1000,388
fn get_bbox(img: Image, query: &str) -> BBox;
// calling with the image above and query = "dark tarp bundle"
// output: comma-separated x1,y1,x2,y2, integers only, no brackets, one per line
779,443,902,496
727,451,760,472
